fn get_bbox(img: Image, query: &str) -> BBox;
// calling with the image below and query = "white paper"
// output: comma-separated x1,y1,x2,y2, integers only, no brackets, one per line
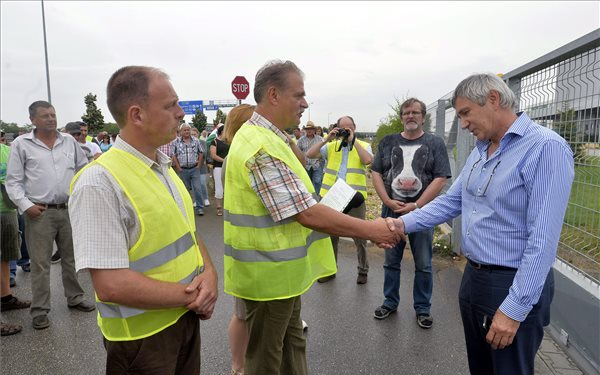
319,178,357,212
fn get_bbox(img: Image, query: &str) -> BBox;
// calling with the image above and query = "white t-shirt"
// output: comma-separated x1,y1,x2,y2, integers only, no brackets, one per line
85,141,102,157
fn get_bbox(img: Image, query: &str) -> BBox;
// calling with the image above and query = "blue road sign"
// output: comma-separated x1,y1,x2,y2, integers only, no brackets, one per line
179,100,203,115
203,105,220,111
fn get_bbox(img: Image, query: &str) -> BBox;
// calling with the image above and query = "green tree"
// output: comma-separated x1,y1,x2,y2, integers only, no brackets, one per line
81,93,105,133
373,98,404,152
0,120,22,134
213,109,227,126
191,109,208,130
100,122,120,136
555,105,581,157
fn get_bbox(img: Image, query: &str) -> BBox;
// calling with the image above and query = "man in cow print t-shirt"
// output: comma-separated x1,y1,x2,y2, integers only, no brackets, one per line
371,98,451,328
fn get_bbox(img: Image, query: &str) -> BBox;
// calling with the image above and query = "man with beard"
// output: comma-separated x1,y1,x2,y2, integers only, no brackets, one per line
371,98,451,328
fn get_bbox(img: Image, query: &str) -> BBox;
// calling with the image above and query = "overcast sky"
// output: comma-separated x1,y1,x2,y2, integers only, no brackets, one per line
1,1,598,132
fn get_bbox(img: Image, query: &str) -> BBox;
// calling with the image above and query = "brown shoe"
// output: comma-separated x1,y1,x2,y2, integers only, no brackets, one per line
32,315,50,330
317,274,336,283
356,274,368,284
1,296,31,311
1,321,22,336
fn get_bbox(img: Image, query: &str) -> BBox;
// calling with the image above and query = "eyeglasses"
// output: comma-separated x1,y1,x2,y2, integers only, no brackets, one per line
401,111,423,117
466,157,501,197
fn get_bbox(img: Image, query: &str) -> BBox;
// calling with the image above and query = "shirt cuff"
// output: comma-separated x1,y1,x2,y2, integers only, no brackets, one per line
402,213,418,233
499,295,531,322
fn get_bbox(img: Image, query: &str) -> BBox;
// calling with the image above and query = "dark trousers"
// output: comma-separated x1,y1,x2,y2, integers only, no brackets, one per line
459,263,554,375
103,311,200,375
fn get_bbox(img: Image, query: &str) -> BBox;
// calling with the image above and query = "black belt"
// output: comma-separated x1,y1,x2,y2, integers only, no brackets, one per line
33,202,68,209
181,165,198,169
468,259,517,272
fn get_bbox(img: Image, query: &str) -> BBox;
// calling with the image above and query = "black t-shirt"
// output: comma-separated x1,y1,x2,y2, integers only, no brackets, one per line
371,133,451,202
212,138,230,168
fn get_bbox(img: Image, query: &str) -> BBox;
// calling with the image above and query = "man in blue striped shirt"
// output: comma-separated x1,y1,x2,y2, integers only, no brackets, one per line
396,73,574,375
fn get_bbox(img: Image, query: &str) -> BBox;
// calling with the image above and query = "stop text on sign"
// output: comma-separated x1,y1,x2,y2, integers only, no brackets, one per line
231,76,250,100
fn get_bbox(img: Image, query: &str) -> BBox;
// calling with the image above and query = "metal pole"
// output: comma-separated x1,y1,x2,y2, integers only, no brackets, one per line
41,0,52,103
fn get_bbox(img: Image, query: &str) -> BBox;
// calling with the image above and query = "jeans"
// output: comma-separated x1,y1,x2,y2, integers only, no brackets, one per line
381,205,433,314
306,165,323,195
178,168,204,210
9,214,29,277
198,173,209,203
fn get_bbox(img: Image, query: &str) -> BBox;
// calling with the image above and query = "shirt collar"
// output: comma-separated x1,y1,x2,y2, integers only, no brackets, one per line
475,111,532,155
248,112,291,145
113,136,172,169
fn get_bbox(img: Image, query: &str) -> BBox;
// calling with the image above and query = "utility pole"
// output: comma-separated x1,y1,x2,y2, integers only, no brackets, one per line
41,0,52,103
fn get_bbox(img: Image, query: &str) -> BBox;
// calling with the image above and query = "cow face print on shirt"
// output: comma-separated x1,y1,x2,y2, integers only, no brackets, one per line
387,144,430,199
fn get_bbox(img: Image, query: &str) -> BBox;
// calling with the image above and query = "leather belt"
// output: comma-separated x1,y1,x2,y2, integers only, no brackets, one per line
181,164,198,169
33,202,68,209
468,259,517,272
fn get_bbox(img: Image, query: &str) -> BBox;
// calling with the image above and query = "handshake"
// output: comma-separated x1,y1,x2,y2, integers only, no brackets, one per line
371,217,406,249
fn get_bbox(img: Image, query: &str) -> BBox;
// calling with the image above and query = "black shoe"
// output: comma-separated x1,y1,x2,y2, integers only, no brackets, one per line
317,274,336,283
21,264,31,272
373,305,396,320
9,277,16,288
51,252,61,263
356,274,368,284
417,314,433,329
68,300,96,312
32,315,50,330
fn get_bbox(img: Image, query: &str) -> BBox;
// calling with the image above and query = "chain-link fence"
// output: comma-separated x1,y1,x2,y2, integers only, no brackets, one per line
429,30,600,284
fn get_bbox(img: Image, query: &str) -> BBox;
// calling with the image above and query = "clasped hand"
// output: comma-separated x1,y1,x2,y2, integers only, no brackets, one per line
184,267,218,320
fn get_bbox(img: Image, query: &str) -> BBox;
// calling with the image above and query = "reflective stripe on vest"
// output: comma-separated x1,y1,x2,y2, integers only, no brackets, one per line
320,139,369,198
129,232,194,273
96,266,202,319
224,230,329,262
223,124,336,301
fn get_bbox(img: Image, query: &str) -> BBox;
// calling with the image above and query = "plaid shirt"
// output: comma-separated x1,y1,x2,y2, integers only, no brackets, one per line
173,136,203,168
246,112,316,222
296,134,324,170
158,140,175,157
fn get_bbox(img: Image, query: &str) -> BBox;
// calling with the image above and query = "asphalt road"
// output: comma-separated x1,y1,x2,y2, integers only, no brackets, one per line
1,203,472,375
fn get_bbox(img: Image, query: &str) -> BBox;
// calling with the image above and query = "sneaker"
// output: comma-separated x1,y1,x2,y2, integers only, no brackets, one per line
373,305,396,320
356,274,368,284
9,277,16,288
417,314,433,329
1,296,31,311
32,315,50,330
317,274,336,283
204,199,210,206
21,264,31,272
196,208,204,216
302,320,308,331
51,251,61,263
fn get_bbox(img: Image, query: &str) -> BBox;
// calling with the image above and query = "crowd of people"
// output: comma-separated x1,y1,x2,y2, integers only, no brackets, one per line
0,61,574,375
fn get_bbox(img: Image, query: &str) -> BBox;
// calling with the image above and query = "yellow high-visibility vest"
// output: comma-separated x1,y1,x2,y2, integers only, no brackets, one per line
71,148,204,341
320,139,370,198
224,124,336,301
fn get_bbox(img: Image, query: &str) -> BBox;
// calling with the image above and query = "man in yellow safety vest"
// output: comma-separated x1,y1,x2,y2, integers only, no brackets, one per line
69,66,218,374
224,59,403,375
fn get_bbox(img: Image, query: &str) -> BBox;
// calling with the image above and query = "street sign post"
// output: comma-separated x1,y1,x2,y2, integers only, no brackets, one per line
231,76,250,100
179,100,203,115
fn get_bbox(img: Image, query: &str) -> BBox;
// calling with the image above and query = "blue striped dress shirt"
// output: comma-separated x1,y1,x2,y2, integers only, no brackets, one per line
402,112,574,321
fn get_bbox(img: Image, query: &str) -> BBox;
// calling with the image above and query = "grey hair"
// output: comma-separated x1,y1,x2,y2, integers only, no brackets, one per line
254,60,304,104
179,123,191,130
452,73,518,111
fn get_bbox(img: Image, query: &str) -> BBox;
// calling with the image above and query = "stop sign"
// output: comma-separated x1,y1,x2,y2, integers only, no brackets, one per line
231,76,250,100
